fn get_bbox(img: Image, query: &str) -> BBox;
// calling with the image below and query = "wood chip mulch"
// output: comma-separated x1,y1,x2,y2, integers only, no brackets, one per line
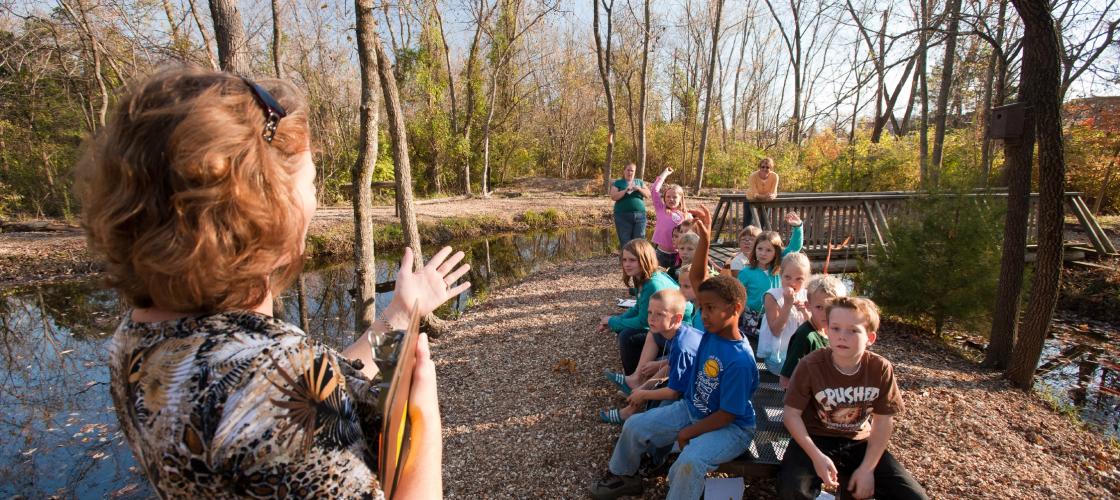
432,256,1120,499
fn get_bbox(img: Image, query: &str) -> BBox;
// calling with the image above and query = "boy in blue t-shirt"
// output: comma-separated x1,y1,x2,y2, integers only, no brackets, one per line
591,275,759,500
632,290,703,410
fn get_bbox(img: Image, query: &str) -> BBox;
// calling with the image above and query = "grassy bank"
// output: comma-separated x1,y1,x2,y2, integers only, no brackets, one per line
305,208,611,262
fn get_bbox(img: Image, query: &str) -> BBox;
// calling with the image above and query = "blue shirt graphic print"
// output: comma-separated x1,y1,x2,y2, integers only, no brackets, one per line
684,332,759,428
667,325,705,394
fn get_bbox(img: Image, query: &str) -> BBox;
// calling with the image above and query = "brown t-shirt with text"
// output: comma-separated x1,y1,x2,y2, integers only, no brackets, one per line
784,348,903,441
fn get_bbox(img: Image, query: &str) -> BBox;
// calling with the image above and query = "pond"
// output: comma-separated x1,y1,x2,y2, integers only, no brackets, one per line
0,227,618,499
1033,311,1120,438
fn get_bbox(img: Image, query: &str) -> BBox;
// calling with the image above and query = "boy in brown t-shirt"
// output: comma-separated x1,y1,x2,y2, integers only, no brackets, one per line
780,297,928,500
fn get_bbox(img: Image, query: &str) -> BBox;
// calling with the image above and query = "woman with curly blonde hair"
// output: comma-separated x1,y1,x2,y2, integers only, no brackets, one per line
77,66,466,498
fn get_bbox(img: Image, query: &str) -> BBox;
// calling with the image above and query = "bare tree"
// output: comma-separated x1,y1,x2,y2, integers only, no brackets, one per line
593,0,617,193
763,0,829,145
209,0,249,74
271,0,282,77
929,0,963,187
159,0,188,59
636,0,651,179
1056,0,1119,100
917,0,930,185
978,0,1009,185
58,0,110,130
352,0,379,332
374,31,423,265
454,0,498,196
693,0,724,194
185,0,219,69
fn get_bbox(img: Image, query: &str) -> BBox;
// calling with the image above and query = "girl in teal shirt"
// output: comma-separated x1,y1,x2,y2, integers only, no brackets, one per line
599,239,678,375
737,212,804,336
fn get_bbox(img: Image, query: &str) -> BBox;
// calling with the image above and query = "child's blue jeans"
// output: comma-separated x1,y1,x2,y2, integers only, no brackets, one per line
608,400,754,500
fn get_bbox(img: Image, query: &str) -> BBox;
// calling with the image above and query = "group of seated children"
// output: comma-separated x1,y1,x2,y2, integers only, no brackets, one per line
593,177,928,500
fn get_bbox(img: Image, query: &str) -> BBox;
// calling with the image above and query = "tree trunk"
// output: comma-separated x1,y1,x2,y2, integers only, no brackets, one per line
456,1,495,196
900,65,919,134
636,0,651,180
730,10,749,144
1005,0,1066,390
873,55,915,142
352,0,380,332
981,0,1009,186
481,70,499,196
984,114,1033,369
593,0,616,194
270,0,282,77
1094,150,1118,214
186,0,219,69
71,0,110,129
930,0,962,187
917,0,929,186
296,274,310,333
160,0,187,59
694,0,724,195
209,0,249,74
374,32,424,266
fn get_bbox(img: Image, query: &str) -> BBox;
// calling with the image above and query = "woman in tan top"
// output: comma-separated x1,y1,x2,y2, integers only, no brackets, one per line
744,157,780,227
746,157,779,201
77,67,465,498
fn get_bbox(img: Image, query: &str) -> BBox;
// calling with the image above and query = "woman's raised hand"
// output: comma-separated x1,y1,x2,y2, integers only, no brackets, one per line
662,167,674,177
390,247,471,321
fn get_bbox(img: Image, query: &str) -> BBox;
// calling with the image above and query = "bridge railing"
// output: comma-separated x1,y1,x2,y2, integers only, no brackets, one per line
708,191,1116,260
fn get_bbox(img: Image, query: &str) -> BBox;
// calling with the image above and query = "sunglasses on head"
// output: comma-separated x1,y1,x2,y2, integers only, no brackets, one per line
241,77,287,143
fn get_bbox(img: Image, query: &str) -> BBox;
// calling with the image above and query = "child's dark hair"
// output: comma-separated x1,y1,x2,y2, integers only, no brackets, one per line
697,275,746,310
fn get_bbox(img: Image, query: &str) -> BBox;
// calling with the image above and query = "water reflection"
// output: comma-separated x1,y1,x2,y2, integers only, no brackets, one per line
0,283,139,498
0,227,617,498
1035,328,1120,438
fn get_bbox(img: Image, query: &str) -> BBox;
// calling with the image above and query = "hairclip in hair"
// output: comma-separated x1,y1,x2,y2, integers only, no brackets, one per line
241,77,288,143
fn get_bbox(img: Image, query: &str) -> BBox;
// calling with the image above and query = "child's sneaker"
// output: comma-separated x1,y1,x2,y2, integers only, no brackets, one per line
590,471,642,499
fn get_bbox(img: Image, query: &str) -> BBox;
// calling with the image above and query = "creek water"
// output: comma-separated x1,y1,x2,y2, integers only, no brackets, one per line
1,227,1116,497
0,227,617,498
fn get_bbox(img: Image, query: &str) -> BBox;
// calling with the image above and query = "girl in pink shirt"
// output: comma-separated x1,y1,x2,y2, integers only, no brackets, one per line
650,167,690,269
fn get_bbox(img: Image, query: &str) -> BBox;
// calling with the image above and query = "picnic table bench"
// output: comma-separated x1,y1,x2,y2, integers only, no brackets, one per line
716,357,790,478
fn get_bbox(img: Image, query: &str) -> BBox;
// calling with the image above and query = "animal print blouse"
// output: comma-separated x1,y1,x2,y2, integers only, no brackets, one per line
108,311,385,499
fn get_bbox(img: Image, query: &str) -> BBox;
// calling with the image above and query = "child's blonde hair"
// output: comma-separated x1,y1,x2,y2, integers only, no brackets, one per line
678,232,700,247
651,289,688,315
781,252,810,274
827,296,881,332
749,230,786,273
662,183,688,212
807,274,847,298
620,239,660,289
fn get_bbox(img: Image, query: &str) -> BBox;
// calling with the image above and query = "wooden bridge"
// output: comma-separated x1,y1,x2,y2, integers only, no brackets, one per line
707,191,1117,273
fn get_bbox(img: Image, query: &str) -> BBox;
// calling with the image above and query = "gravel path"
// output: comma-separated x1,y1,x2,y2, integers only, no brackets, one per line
433,256,1120,499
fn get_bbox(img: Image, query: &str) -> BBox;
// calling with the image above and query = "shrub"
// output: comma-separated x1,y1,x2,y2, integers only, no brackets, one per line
521,209,563,228
859,192,1004,335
